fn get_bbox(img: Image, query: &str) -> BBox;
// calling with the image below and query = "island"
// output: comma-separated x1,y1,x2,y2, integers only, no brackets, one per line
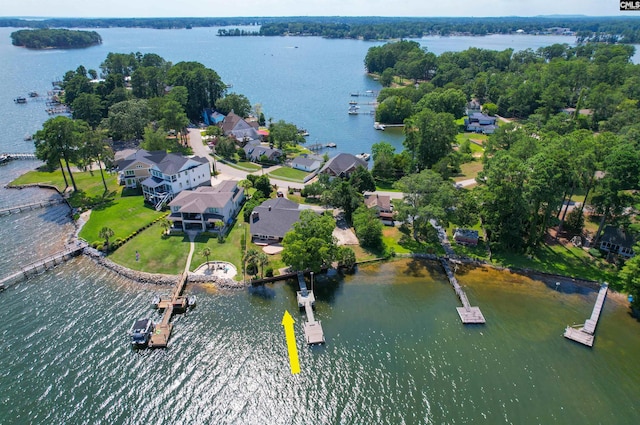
11,28,102,49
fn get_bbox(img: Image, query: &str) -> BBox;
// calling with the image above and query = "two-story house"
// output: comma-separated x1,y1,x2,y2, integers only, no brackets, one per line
167,180,245,233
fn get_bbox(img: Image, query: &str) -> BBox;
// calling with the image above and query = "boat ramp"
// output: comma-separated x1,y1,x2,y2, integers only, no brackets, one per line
564,282,608,347
296,272,325,344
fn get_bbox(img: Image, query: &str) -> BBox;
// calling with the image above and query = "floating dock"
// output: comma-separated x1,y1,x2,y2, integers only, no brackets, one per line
296,272,325,344
440,259,486,324
564,283,608,347
148,272,189,348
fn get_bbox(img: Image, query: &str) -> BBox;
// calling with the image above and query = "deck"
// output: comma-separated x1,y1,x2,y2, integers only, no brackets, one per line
564,283,608,347
440,259,486,324
296,272,325,345
148,272,189,348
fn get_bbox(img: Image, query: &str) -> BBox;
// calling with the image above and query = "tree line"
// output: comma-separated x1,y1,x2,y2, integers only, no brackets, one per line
363,40,640,306
11,29,102,49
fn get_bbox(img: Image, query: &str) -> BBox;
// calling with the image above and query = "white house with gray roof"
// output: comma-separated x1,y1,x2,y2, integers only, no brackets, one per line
291,156,321,172
116,149,211,208
249,198,305,242
167,180,244,232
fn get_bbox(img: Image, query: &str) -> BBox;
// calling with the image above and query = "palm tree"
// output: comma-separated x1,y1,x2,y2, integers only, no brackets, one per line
201,247,212,270
257,252,269,278
99,226,115,253
244,248,259,277
160,218,171,236
80,129,113,193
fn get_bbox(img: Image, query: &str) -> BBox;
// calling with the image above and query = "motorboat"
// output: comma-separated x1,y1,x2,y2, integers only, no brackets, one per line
374,122,385,131
128,318,155,347
356,152,371,161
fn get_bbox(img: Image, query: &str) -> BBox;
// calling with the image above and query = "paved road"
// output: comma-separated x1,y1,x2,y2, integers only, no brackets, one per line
188,129,476,197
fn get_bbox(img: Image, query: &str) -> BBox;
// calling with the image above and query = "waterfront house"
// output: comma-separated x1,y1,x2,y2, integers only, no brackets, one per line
364,193,394,223
464,112,497,134
167,180,244,233
220,110,261,142
318,153,367,179
291,156,321,172
243,140,282,163
599,226,635,258
116,149,211,208
453,228,479,246
249,198,304,242
202,108,226,126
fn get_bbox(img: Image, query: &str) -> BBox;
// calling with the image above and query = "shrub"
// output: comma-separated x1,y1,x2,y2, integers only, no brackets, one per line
589,248,602,258
265,267,274,277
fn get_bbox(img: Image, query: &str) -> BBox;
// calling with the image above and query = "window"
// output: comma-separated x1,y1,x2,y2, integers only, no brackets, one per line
125,170,134,176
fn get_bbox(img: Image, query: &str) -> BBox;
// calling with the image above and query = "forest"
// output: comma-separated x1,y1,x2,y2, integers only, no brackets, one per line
363,40,640,307
10,29,102,49
2,16,640,42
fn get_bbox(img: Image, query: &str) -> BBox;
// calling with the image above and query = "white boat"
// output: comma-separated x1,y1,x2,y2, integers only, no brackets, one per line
356,152,371,161
128,318,155,347
348,105,359,115
374,122,385,131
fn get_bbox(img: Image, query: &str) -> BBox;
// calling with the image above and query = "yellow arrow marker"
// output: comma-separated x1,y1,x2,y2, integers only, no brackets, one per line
281,310,300,374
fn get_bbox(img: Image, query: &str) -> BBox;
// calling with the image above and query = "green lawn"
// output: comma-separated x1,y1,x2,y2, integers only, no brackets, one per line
453,160,483,183
267,167,310,182
79,196,166,245
191,222,246,279
216,156,261,172
286,193,323,205
374,181,402,192
11,167,121,208
109,222,191,275
491,243,620,288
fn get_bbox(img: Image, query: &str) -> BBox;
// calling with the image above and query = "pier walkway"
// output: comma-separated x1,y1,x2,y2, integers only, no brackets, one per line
0,153,38,164
296,272,325,344
0,198,65,216
148,272,189,348
440,259,486,324
0,242,87,290
564,283,608,347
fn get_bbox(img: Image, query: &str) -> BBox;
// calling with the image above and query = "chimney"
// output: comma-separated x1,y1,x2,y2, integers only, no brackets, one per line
268,206,272,211
252,211,259,222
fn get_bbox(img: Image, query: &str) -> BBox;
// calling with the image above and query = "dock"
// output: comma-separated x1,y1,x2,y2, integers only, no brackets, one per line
0,198,65,216
0,153,38,164
564,283,608,347
307,142,337,151
440,259,486,324
0,242,87,289
296,272,325,344
148,272,190,348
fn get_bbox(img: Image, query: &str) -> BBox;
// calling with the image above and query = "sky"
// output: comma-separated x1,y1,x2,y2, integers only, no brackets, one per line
0,0,634,18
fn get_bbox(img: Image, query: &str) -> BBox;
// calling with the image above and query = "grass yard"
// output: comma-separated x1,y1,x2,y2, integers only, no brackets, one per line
79,196,166,245
453,160,483,183
286,193,323,205
374,181,403,192
491,243,620,288
109,222,191,275
268,167,310,182
456,132,488,152
191,223,246,279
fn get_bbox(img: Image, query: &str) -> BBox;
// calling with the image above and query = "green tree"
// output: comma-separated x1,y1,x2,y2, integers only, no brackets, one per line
257,252,269,278
394,169,455,242
99,226,115,253
404,109,457,171
167,61,225,121
323,180,362,223
107,99,149,141
253,175,273,199
160,99,190,144
375,95,414,124
244,248,259,277
336,246,356,271
79,128,113,193
214,137,237,159
352,205,383,249
141,125,168,151
269,120,304,149
201,247,212,269
620,244,640,310
215,93,252,117
282,210,337,272
71,93,104,129
33,116,85,192
379,68,395,87
349,166,376,193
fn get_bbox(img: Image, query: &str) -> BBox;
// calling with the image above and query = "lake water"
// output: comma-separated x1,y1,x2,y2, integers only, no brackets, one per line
0,28,639,424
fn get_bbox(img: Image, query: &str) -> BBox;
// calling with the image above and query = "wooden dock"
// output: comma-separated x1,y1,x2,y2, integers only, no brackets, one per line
148,272,189,348
0,242,87,289
564,283,608,347
0,153,38,163
0,198,65,216
440,259,486,324
296,272,325,344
